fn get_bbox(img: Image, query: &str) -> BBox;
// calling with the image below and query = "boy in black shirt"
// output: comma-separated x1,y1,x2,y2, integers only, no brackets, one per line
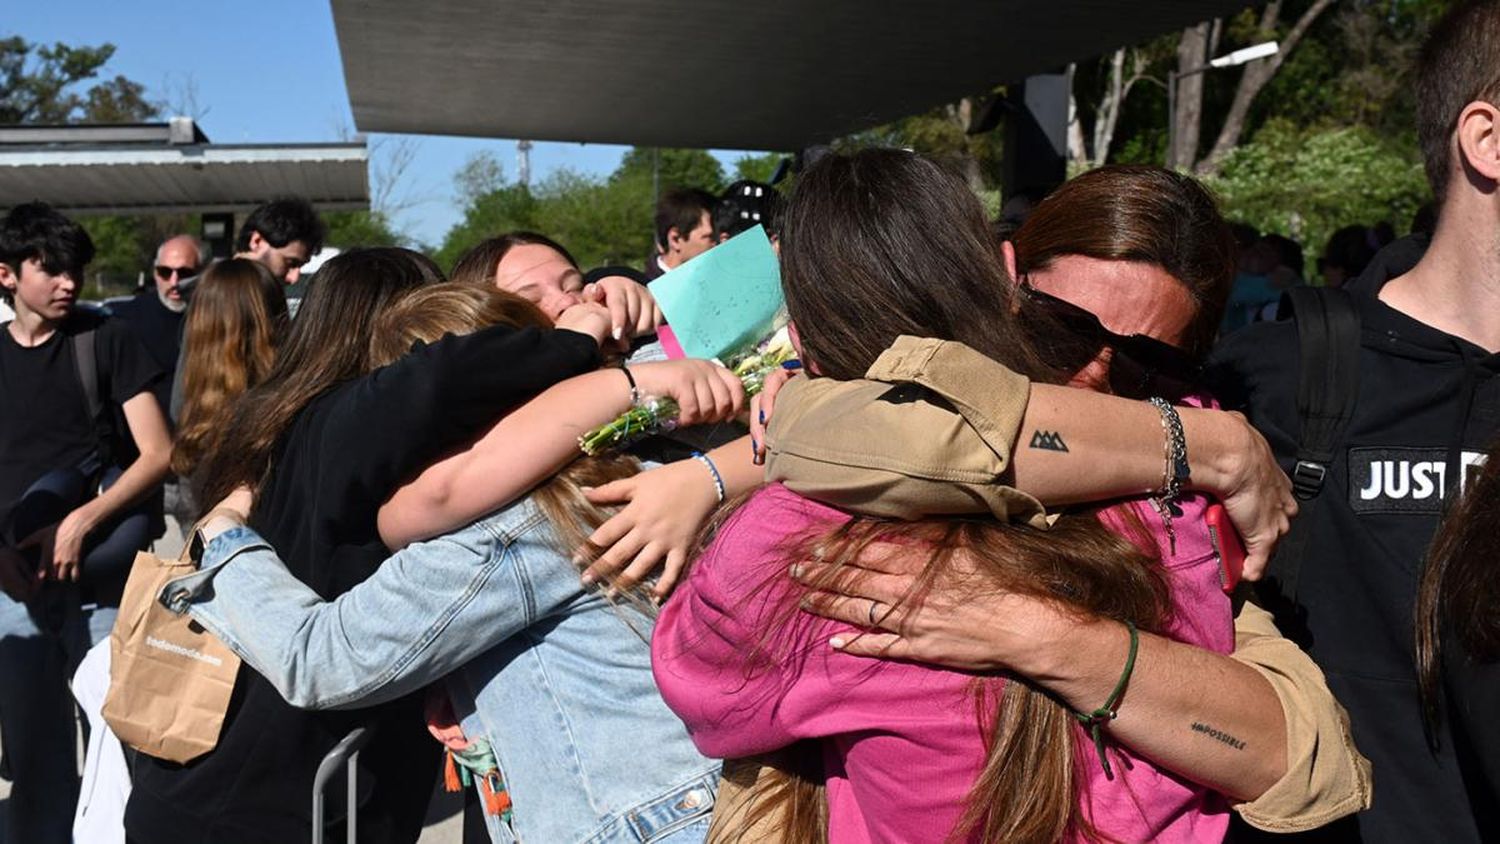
1208,3,1500,840
0,202,171,843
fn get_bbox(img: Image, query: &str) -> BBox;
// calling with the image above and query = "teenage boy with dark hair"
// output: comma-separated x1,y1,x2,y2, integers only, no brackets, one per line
1209,2,1500,840
643,187,716,280
235,196,326,284
0,202,171,842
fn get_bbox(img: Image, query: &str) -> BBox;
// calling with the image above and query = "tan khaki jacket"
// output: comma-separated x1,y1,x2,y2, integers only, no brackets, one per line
731,335,1370,834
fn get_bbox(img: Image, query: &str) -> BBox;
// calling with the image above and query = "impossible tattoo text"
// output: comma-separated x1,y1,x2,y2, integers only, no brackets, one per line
1190,721,1246,751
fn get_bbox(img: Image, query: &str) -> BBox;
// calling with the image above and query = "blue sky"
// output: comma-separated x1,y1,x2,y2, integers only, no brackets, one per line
9,0,754,246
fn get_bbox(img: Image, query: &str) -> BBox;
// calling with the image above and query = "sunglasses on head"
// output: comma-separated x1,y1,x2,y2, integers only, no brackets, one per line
155,265,196,280
1018,280,1202,401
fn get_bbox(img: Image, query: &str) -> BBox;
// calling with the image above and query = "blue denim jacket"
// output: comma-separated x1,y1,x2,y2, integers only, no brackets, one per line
160,498,718,843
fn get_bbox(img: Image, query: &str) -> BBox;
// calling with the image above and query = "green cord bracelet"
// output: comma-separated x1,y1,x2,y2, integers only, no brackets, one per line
1072,620,1139,780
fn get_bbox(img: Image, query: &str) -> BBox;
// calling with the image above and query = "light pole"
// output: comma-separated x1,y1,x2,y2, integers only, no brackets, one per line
1166,40,1279,168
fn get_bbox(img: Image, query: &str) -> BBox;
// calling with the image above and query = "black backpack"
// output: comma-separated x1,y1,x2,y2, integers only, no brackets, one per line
1255,287,1362,639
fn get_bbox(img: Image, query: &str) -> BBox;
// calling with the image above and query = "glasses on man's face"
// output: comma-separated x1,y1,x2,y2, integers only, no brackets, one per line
1017,280,1203,401
155,265,196,281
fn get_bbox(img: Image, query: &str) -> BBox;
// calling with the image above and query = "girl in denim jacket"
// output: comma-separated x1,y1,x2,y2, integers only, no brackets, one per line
168,282,745,843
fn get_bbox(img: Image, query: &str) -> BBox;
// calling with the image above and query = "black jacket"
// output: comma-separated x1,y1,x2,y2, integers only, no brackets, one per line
124,325,600,844
1208,236,1500,842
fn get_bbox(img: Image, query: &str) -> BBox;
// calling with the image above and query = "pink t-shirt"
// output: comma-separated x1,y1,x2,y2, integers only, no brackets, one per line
653,484,1233,843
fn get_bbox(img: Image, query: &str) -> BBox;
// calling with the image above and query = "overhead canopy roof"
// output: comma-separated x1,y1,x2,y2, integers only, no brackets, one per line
334,0,1251,150
0,121,368,216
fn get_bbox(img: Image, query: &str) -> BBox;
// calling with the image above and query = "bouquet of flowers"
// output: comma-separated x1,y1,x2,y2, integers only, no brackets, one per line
578,327,797,456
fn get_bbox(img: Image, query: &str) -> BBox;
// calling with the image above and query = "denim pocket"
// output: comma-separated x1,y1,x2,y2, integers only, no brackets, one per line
623,771,718,842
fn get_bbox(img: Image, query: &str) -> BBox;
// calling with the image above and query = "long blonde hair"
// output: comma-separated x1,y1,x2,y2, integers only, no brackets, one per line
172,259,287,478
368,282,642,564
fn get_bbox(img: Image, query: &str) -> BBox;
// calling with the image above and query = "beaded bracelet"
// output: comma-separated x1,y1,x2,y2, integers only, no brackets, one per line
691,451,726,503
1072,620,1139,780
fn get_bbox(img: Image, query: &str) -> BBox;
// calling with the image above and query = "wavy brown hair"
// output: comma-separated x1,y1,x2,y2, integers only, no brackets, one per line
1416,439,1500,732
193,247,442,511
367,282,643,576
715,149,1170,844
172,258,288,478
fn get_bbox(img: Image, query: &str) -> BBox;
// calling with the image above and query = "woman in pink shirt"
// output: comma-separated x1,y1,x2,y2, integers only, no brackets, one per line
654,152,1248,842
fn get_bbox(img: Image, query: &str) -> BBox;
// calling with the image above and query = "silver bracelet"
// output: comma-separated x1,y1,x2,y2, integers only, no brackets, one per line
1148,397,1189,500
1148,397,1189,554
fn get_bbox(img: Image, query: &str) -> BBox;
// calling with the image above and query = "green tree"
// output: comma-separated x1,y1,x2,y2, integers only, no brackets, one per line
732,153,786,183
323,210,407,250
0,37,155,124
1208,120,1429,259
1,35,164,287
613,148,726,193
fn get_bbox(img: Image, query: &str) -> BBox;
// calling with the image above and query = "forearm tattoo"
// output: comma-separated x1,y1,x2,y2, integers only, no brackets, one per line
1028,430,1069,452
1191,721,1247,751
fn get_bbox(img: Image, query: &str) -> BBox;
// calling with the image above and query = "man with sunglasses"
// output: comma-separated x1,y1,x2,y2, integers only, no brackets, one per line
109,234,203,418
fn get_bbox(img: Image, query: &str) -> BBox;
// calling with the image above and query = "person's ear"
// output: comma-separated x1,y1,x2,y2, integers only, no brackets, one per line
246,230,267,255
666,227,685,253
0,262,15,292
1456,100,1500,186
1001,240,1020,283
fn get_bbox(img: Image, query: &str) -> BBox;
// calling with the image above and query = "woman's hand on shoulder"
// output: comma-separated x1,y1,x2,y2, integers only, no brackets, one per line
630,359,746,426
748,362,801,465
578,456,723,600
792,542,1072,673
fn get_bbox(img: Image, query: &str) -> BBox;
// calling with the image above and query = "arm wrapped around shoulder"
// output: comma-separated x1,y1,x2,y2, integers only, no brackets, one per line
1229,601,1373,831
763,335,1049,528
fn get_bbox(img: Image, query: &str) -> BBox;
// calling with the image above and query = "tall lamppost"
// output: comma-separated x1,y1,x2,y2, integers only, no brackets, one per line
1167,40,1279,168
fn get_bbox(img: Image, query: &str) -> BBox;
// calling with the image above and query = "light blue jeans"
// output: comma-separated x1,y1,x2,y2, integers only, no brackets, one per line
0,585,115,844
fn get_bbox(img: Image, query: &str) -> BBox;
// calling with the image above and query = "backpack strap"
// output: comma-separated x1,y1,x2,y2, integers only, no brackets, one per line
70,326,114,473
1267,287,1361,603
72,328,102,424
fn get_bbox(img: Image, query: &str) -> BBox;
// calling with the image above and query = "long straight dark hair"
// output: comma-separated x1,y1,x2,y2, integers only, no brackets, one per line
193,247,442,510
1416,439,1500,730
717,149,1170,844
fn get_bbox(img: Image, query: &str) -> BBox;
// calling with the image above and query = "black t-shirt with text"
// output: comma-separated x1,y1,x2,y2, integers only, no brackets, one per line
1208,236,1500,843
0,309,163,530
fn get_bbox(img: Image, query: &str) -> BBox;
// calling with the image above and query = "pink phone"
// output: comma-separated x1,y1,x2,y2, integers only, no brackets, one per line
1205,503,1246,594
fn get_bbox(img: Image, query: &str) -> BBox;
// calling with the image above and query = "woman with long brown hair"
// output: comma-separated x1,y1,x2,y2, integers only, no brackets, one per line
650,150,1257,843
1417,439,1500,837
726,163,1371,839
125,248,618,844
171,258,287,481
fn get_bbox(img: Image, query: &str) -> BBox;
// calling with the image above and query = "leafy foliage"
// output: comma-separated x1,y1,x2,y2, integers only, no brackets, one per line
437,147,735,271
614,147,726,193
1207,120,1429,257
323,210,408,250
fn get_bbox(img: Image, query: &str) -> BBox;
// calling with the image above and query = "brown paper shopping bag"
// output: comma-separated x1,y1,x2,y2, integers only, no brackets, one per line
102,545,241,764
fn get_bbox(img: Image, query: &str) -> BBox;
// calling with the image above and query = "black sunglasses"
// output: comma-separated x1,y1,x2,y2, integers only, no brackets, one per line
1018,280,1202,401
154,265,196,280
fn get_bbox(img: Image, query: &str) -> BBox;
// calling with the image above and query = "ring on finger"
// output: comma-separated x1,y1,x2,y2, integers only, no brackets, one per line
867,599,883,627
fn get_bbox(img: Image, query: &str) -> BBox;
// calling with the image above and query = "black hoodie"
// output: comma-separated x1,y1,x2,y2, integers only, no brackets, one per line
1208,235,1500,843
